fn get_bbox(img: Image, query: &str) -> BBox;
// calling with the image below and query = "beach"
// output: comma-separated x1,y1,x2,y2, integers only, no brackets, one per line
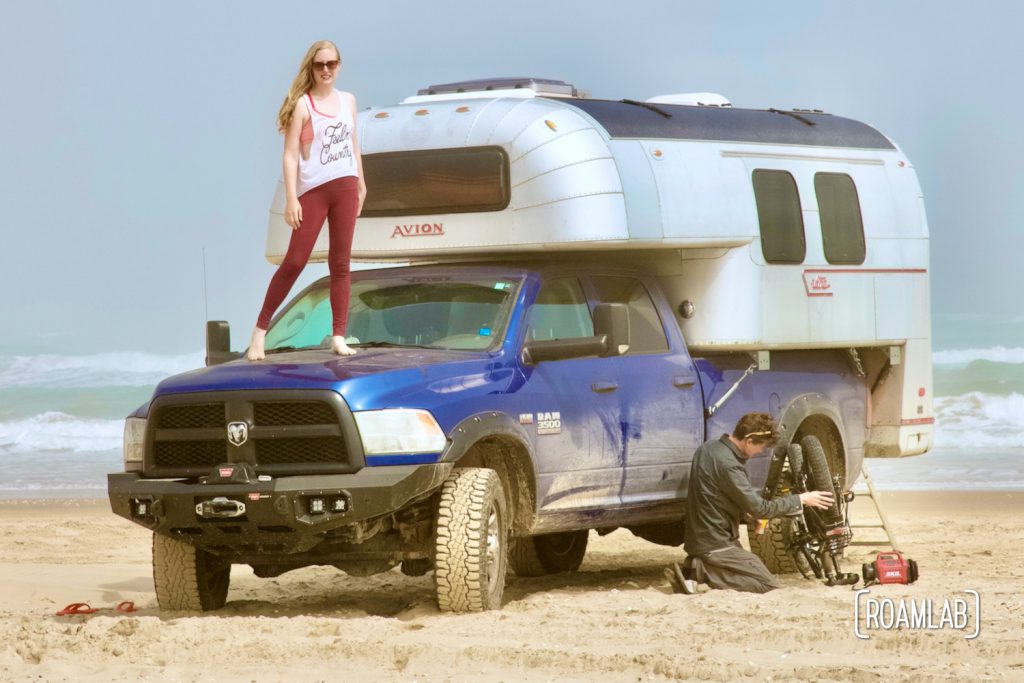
1,490,1021,682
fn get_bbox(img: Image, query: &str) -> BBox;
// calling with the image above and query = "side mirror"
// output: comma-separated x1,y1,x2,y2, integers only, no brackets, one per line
520,303,632,365
594,303,630,356
206,321,240,366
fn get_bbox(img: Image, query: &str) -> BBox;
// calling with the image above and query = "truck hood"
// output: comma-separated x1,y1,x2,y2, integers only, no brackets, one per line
149,347,517,418
156,348,490,394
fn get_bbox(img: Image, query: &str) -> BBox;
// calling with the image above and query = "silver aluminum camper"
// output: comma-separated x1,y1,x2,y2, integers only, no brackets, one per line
266,78,933,457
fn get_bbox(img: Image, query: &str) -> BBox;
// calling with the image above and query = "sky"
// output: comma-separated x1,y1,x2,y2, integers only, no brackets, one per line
1,1,1021,355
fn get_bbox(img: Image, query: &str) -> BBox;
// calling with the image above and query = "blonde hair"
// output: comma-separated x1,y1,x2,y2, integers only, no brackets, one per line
276,40,341,133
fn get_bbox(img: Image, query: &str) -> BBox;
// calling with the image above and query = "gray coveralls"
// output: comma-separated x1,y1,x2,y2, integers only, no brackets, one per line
682,435,801,593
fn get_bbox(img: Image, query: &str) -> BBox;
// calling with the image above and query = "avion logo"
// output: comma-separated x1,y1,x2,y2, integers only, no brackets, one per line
391,223,445,238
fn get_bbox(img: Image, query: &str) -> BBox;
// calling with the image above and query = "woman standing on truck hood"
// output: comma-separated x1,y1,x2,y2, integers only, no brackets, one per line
247,40,366,360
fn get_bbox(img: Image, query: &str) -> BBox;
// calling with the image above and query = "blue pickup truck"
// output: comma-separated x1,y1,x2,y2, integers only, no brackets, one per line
109,259,865,612
110,78,933,611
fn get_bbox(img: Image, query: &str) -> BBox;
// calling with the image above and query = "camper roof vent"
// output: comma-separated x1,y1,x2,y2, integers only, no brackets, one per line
416,77,585,98
646,93,732,107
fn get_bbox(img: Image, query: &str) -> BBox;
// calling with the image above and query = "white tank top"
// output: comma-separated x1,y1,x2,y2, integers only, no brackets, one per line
297,90,358,196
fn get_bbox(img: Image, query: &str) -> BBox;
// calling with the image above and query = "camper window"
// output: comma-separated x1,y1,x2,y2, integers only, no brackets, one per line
815,172,866,265
360,146,510,217
589,276,669,355
752,170,805,264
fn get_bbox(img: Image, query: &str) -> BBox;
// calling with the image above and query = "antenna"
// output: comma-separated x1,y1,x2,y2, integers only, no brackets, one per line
202,247,210,322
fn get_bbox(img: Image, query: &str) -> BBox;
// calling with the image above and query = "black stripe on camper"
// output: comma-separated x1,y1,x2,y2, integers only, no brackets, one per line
559,99,895,149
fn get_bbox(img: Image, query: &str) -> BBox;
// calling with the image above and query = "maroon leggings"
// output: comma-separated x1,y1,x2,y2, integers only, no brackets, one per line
257,176,358,335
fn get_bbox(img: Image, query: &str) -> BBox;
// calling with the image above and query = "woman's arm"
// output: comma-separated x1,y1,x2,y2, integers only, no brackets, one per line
346,92,367,216
282,102,307,229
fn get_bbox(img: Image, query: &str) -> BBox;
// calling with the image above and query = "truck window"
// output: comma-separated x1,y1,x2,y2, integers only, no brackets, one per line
360,146,510,217
527,278,593,341
815,172,866,265
752,169,805,264
590,276,669,354
265,275,520,351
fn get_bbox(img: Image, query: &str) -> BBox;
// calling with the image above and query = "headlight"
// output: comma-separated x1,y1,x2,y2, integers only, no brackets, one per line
123,417,146,465
353,409,447,455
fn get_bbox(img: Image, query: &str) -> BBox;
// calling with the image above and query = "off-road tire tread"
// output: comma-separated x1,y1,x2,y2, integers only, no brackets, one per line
152,533,229,611
510,531,588,576
509,536,547,577
434,468,507,612
748,444,806,574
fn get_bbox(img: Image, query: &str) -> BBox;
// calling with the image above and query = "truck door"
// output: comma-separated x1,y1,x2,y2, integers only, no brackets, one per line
519,276,624,512
587,275,704,506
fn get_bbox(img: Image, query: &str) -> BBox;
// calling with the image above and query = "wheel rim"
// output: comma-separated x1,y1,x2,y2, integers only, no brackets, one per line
485,502,502,592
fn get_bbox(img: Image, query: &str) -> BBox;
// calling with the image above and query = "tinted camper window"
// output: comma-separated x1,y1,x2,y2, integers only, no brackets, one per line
361,146,510,217
815,173,866,265
752,170,805,264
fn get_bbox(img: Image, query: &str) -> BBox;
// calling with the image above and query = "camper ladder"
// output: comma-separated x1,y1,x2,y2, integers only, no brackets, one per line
847,461,900,550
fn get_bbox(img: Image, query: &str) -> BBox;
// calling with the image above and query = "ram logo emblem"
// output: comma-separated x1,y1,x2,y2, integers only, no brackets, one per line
226,422,248,447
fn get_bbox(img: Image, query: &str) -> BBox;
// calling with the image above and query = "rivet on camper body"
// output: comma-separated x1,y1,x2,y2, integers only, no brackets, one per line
652,148,664,159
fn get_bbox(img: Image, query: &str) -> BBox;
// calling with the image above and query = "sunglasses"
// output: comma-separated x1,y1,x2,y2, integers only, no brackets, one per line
312,60,340,72
743,430,775,440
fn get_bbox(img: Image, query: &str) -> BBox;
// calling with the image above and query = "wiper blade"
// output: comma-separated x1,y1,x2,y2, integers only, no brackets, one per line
768,108,817,126
353,341,437,350
620,98,672,118
264,345,300,355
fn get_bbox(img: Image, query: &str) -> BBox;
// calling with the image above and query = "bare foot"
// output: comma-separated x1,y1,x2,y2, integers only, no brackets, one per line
246,328,267,361
331,336,357,356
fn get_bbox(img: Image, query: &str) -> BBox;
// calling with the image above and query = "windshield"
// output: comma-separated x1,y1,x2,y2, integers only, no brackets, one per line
265,274,521,352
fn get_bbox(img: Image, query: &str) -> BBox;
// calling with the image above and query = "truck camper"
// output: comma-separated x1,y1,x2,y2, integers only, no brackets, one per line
110,77,933,612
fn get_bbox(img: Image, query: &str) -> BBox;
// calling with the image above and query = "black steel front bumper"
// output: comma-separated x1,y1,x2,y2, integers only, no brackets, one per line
108,463,452,554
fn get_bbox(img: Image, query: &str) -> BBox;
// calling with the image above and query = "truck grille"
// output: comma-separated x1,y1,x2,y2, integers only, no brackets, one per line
146,392,358,476
253,401,336,426
155,440,226,468
255,437,346,464
158,404,225,429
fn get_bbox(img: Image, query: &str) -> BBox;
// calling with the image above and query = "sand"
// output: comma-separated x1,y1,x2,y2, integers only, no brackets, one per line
1,490,1022,682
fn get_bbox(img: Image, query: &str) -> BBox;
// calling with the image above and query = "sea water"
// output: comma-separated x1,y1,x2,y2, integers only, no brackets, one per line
0,348,1022,498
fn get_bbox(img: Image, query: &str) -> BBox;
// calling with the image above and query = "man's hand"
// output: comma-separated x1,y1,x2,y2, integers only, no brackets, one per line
799,490,835,509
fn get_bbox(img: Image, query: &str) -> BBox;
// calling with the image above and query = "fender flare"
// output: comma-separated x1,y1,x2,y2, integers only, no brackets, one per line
441,411,534,464
440,411,538,535
777,393,850,485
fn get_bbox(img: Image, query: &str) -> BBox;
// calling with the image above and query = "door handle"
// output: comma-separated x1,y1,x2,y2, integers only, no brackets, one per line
591,381,619,393
673,375,697,388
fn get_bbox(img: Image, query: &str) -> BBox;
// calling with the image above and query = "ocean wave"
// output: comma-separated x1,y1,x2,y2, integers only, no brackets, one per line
0,351,203,389
0,412,123,454
933,392,1024,448
932,347,1024,366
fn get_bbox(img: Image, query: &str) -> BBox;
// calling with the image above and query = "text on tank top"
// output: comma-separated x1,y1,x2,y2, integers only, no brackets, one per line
297,90,358,196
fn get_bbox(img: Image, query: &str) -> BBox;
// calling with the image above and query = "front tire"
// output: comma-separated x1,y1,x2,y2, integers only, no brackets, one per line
152,534,230,611
433,468,508,612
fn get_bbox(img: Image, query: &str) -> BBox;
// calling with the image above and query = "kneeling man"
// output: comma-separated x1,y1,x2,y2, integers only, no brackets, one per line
668,412,834,594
